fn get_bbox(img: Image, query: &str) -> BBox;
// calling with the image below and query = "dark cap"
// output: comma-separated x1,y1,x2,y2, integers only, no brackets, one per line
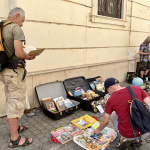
104,78,119,93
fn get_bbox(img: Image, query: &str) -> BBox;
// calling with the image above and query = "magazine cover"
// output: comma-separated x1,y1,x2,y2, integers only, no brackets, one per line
71,114,100,130
86,142,102,150
75,134,93,146
42,97,56,110
96,77,104,84
96,105,104,114
51,127,72,144
90,123,117,142
45,101,57,112
56,132,72,144
89,82,96,90
73,123,117,150
53,96,67,111
64,124,83,137
64,99,74,108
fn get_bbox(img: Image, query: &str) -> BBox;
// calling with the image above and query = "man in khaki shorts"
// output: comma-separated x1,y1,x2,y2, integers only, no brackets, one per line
1,8,38,148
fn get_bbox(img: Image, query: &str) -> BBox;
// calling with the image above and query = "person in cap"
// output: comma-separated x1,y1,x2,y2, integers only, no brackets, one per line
139,36,150,81
94,77,150,149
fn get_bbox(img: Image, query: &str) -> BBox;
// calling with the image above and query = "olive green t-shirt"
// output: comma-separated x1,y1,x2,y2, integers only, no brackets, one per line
2,20,25,59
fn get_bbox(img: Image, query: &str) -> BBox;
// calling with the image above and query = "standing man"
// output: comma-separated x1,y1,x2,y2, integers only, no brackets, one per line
139,36,150,81
1,8,38,148
94,78,150,149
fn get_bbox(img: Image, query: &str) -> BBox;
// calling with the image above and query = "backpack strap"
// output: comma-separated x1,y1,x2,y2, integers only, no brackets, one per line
127,86,136,100
127,86,141,147
1,21,13,29
0,21,26,80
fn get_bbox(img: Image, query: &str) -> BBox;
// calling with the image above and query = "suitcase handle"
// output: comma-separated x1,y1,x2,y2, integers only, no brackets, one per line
66,108,74,114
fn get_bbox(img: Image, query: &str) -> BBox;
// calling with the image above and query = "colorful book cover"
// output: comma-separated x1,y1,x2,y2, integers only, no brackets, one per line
89,82,96,90
56,132,72,144
51,128,72,144
75,134,93,146
64,124,83,137
64,99,74,108
96,105,104,113
53,96,67,111
94,135,111,147
45,101,57,111
86,142,102,150
71,114,100,130
42,97,56,110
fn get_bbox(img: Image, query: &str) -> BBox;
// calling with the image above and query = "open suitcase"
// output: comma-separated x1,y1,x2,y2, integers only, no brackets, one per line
86,76,105,97
63,76,101,111
35,81,80,120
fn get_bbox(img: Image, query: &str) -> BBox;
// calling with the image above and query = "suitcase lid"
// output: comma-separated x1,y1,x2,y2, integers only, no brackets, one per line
63,76,90,94
86,76,105,97
35,81,67,106
86,76,101,83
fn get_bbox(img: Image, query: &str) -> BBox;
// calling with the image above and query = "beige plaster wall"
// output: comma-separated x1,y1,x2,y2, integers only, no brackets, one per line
129,1,150,60
0,0,143,116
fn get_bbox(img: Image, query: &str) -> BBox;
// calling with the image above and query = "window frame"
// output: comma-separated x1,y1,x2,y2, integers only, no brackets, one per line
91,0,127,26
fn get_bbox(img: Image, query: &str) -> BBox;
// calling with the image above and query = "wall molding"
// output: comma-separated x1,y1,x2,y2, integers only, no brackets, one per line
27,58,135,76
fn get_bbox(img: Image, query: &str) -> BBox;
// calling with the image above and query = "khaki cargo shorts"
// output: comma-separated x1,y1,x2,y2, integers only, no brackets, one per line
2,68,26,118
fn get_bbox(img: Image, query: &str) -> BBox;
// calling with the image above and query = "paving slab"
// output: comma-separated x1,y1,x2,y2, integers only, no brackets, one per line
0,82,150,150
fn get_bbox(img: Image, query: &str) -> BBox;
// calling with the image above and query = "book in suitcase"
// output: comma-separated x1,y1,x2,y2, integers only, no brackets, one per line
35,81,80,120
86,76,105,97
63,76,102,111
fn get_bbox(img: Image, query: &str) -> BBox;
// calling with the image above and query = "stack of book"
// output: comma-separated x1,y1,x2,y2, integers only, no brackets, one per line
42,97,57,113
51,124,83,144
73,122,117,150
51,115,117,149
42,96,75,113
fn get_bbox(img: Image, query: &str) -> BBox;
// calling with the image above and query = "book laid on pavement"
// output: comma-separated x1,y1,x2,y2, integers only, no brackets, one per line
51,127,72,144
71,114,100,130
23,45,45,56
73,124,116,150
86,142,103,150
64,124,83,137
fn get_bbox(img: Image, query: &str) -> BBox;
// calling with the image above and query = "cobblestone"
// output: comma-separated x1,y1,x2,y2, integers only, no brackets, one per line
0,82,150,150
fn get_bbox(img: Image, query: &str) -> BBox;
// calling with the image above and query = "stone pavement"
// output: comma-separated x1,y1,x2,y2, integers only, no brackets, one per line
0,82,150,150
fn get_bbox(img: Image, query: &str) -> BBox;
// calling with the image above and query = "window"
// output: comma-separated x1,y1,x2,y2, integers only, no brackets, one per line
98,0,122,19
91,0,127,26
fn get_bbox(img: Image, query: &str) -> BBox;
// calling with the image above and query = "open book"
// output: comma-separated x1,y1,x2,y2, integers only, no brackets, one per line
23,45,45,56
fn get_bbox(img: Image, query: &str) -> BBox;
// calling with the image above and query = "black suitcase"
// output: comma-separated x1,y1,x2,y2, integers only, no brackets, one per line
86,76,105,97
126,72,138,84
35,81,80,120
63,76,101,111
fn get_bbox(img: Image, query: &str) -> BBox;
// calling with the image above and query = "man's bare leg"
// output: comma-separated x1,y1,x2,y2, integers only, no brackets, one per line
144,69,150,76
8,118,32,145
140,71,144,79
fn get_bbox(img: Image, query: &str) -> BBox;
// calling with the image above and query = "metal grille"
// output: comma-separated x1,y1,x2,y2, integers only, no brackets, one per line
98,0,122,19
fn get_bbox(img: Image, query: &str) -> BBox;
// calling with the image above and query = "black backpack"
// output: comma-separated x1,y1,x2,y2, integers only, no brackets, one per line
127,86,150,146
0,21,14,71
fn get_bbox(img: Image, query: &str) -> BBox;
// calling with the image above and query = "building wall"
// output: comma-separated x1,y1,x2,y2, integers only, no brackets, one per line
0,0,148,116
129,0,150,60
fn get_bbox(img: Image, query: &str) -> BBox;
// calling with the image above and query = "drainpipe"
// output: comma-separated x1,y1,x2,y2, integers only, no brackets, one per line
8,0,17,11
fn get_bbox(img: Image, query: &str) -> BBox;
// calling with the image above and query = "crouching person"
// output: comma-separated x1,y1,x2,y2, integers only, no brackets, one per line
94,78,150,149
